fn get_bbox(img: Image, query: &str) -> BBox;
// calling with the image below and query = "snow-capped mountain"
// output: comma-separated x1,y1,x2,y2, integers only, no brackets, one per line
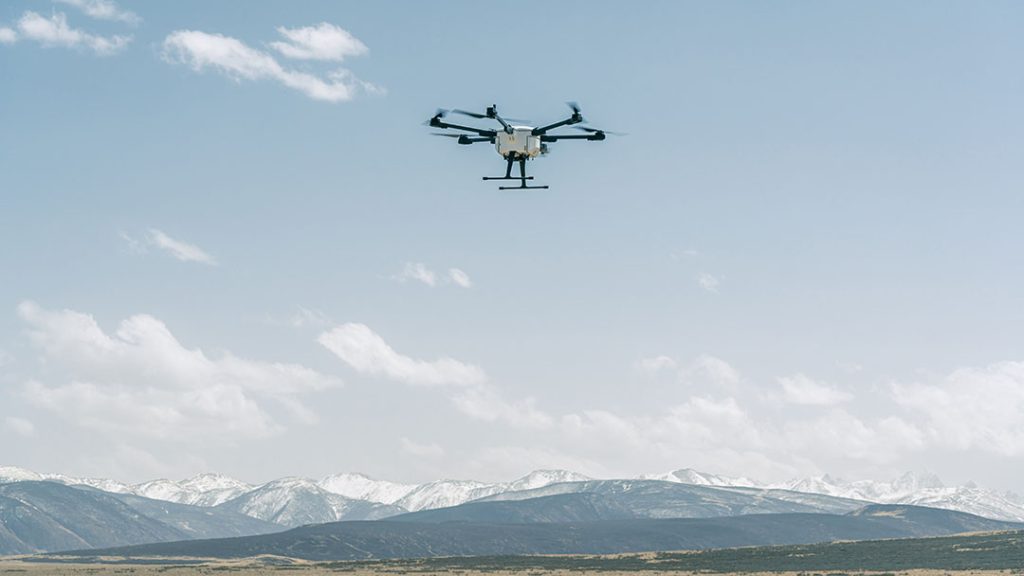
135,473,252,507
644,469,1024,522
641,468,760,488
0,465,44,483
394,479,502,512
3,464,1021,524
505,469,592,492
317,469,593,512
392,469,593,512
0,466,133,493
318,472,416,505
216,477,402,527
772,472,1024,522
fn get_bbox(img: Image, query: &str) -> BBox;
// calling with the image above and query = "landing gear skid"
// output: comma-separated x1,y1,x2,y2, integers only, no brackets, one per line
499,183,549,190
484,154,549,190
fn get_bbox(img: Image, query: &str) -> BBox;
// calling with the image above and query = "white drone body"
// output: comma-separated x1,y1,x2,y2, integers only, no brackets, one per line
495,127,543,159
427,103,611,189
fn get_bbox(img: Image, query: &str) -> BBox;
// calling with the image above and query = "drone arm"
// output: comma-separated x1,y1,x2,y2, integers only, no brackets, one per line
458,136,494,145
532,116,580,136
430,118,497,137
540,132,605,142
491,113,513,133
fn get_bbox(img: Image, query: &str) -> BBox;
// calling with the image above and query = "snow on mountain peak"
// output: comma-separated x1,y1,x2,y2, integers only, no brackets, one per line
506,469,592,491
5,463,1024,524
0,466,43,483
318,472,416,505
641,468,759,488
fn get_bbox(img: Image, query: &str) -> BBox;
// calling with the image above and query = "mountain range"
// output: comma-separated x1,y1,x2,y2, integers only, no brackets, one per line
2,465,1022,528
0,481,278,555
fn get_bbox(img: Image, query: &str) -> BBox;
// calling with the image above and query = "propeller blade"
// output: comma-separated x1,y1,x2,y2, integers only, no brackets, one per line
431,133,462,138
573,126,626,136
452,109,488,119
566,101,581,114
434,108,449,118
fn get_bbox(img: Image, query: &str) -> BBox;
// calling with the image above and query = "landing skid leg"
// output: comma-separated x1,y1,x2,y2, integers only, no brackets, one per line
487,154,549,189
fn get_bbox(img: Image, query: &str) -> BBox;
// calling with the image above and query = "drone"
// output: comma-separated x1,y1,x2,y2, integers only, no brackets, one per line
427,102,617,190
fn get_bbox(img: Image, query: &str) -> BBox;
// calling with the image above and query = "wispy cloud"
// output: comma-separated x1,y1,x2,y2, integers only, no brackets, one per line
319,323,485,387
9,11,131,55
4,416,35,438
448,268,473,288
394,262,473,288
122,229,218,265
395,262,437,286
269,22,367,62
319,323,549,429
400,437,445,458
779,374,853,406
698,272,720,293
636,355,678,374
56,0,140,25
161,27,381,103
148,229,217,264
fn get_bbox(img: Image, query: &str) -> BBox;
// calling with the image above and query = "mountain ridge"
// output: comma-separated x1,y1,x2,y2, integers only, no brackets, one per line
4,465,1022,523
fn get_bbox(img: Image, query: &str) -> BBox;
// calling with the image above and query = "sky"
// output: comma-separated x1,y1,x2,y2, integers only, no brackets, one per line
2,0,1024,491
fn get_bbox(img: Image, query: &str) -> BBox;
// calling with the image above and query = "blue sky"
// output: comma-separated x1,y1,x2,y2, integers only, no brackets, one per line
2,1,1024,490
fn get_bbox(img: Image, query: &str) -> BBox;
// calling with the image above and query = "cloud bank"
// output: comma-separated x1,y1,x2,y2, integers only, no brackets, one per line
18,301,340,441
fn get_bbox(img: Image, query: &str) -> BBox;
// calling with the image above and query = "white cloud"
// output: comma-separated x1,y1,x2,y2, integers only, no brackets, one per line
394,263,473,288
288,307,332,328
636,355,678,374
56,0,140,25
0,27,16,44
147,229,218,265
670,248,700,261
683,354,742,388
119,230,147,254
318,323,486,387
558,395,766,474
447,268,473,288
269,22,367,62
395,262,437,286
162,29,380,103
18,301,340,441
451,385,552,429
400,437,445,458
318,323,549,429
4,416,35,437
779,374,853,406
698,272,720,293
892,361,1024,456
15,11,130,55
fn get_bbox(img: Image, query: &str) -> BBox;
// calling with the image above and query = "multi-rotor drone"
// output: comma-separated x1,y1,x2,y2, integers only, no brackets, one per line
427,103,616,190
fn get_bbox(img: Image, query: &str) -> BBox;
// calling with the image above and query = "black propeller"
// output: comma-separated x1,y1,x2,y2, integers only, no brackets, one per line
431,133,479,145
566,101,585,123
452,109,530,124
452,108,488,119
424,108,450,127
573,126,626,136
